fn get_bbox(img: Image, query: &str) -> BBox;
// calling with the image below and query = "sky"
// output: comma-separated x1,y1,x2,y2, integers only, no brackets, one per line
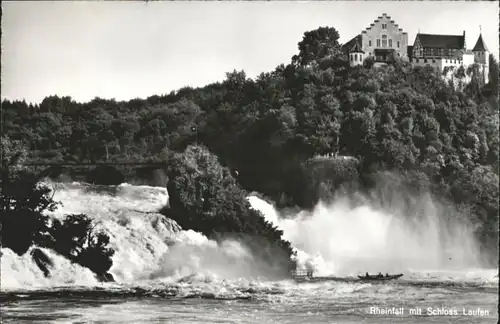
2,1,498,104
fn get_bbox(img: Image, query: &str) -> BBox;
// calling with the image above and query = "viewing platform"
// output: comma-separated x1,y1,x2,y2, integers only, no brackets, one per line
290,270,357,283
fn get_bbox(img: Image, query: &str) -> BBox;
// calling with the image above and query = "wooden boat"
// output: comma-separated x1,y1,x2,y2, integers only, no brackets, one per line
357,273,403,281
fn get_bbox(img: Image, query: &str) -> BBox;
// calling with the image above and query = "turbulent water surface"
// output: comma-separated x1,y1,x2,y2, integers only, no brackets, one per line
1,181,498,323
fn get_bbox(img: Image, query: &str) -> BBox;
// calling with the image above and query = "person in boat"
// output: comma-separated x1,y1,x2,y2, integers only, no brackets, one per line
385,273,389,277
377,272,383,278
365,272,369,278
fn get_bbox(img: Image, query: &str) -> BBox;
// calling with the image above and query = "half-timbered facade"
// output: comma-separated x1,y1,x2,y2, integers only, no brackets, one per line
411,33,466,59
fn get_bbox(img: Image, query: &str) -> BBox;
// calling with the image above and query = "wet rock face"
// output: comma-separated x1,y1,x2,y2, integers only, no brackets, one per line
149,213,182,234
31,248,54,278
96,272,115,282
30,247,116,282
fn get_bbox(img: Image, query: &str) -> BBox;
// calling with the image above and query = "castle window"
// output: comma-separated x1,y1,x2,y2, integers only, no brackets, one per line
424,58,428,63
389,39,393,47
397,41,400,48
432,59,435,63
369,52,371,56
355,54,358,61
369,40,372,46
377,39,381,47
397,53,400,57
382,24,387,29
382,35,387,48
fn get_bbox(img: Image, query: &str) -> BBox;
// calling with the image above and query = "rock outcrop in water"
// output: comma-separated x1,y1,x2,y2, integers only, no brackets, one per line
160,145,297,278
96,272,115,282
30,248,54,277
29,247,116,282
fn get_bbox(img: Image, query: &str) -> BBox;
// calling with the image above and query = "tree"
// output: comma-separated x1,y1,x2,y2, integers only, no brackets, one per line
292,27,342,67
161,145,296,276
49,214,115,275
0,136,58,255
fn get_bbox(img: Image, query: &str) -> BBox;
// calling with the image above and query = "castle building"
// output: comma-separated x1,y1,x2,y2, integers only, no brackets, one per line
341,13,490,84
342,13,409,64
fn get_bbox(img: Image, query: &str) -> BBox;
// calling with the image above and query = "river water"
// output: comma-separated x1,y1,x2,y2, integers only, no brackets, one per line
1,181,498,323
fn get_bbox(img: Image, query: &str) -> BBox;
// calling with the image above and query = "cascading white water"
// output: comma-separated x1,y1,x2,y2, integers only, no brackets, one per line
0,181,256,290
1,179,495,292
247,187,487,277
1,247,99,289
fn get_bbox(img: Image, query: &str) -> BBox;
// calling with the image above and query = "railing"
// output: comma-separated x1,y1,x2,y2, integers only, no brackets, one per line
20,162,167,166
290,269,314,278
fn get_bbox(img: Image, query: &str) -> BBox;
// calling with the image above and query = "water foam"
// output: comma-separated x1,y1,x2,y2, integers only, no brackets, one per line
247,189,488,278
1,179,496,292
1,181,263,290
1,247,98,290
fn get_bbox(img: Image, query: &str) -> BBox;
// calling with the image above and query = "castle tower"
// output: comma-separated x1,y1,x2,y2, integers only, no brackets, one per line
472,28,490,84
349,41,365,67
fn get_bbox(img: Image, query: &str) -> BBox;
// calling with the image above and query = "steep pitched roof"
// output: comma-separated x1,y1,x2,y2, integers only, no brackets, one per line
472,34,489,52
341,35,361,53
350,41,364,53
416,33,465,49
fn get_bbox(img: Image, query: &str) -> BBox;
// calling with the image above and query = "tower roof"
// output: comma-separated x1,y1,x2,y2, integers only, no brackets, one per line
472,34,489,52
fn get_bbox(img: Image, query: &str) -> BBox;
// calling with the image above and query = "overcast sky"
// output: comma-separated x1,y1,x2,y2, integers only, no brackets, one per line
2,1,498,104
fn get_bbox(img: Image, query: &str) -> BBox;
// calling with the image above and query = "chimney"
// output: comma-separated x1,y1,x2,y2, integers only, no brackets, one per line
463,30,466,49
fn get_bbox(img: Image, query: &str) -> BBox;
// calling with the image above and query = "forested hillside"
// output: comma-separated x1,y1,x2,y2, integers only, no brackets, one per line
3,26,499,266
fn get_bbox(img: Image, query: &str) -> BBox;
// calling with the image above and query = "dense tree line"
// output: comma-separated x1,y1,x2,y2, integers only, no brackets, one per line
2,25,498,267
